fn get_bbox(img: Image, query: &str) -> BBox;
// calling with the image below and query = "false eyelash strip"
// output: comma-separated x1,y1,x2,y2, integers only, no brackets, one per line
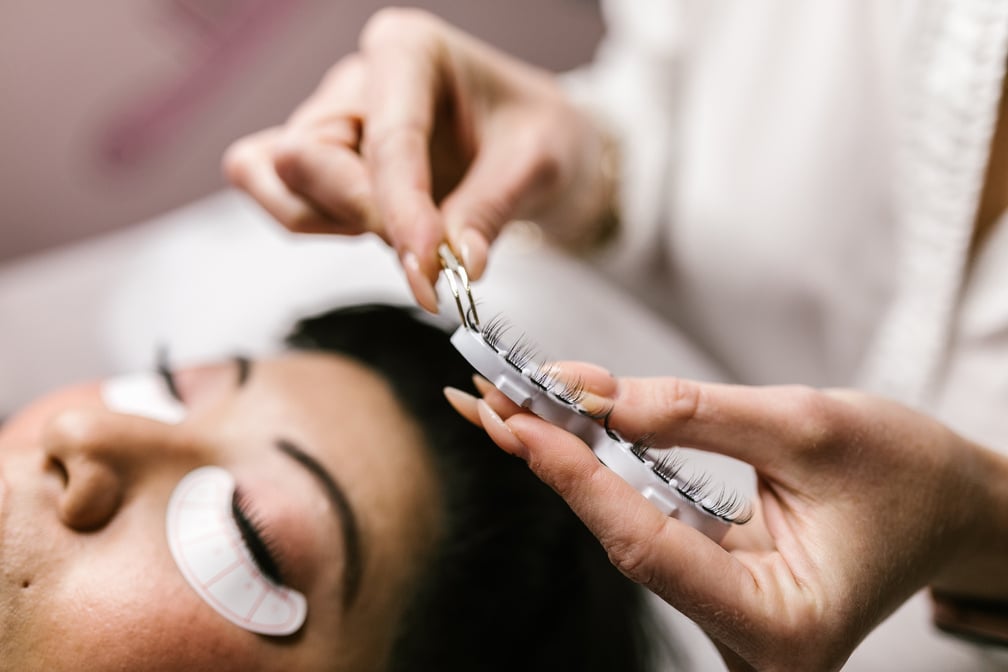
450,314,752,541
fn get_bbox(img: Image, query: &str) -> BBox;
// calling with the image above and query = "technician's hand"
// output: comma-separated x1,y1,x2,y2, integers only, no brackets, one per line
445,367,1008,671
224,8,612,312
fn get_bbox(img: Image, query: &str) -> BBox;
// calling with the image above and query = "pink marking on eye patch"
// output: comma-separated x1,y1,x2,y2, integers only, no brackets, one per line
166,466,307,636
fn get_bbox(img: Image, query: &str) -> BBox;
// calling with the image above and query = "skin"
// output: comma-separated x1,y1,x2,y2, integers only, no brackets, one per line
227,7,1008,670
0,352,441,672
445,368,1008,672
223,7,614,311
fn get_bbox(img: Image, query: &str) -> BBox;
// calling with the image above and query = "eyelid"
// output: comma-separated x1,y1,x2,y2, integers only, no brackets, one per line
231,486,286,586
166,466,308,636
156,347,184,403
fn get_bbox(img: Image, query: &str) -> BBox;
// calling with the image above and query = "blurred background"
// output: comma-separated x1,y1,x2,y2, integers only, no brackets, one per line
0,0,603,262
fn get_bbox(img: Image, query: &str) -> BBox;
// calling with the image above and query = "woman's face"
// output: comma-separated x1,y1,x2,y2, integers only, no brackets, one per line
0,351,442,671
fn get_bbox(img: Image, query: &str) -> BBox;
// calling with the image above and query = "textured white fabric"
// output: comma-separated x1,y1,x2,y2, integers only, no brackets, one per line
569,0,1008,399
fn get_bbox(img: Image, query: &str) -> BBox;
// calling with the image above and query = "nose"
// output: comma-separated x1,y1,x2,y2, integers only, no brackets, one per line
42,407,199,531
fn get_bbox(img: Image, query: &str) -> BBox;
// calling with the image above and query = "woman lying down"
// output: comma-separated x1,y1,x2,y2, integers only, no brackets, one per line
0,303,670,671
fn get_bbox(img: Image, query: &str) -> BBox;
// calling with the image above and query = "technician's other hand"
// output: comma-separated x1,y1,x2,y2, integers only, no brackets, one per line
447,369,1008,671
224,9,612,311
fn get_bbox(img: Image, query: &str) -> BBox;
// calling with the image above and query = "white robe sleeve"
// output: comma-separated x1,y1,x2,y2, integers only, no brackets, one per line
560,0,687,281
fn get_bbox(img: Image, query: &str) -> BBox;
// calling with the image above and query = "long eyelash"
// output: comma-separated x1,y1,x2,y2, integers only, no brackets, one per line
632,439,754,525
480,315,594,407
473,315,753,526
231,488,285,586
156,346,183,402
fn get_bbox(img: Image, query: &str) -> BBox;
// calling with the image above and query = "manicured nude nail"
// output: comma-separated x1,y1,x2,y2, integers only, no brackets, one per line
402,251,440,313
471,374,494,396
541,363,617,416
444,386,477,404
575,391,614,419
477,399,528,460
546,361,615,383
443,386,481,427
459,229,488,280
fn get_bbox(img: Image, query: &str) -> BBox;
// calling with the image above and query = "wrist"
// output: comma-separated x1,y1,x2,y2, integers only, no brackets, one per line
536,102,621,253
577,111,621,251
929,444,1008,645
930,445,1008,601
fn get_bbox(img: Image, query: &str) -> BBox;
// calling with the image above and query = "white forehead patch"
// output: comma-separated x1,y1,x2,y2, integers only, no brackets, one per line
166,466,308,636
101,372,187,424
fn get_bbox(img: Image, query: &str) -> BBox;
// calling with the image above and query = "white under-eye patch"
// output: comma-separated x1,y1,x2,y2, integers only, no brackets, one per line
101,372,187,424
166,466,308,636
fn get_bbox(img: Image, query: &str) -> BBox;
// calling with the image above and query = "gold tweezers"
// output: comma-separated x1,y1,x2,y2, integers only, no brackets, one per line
438,243,480,330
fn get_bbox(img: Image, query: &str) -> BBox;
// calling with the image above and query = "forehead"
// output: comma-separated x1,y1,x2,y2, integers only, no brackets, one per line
240,350,436,504
252,351,413,432
243,350,444,634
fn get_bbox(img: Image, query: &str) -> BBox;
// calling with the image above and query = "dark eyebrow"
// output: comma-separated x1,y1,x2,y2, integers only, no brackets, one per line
276,437,364,610
236,358,364,607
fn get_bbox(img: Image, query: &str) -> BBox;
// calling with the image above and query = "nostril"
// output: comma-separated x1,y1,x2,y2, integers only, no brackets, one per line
46,455,69,488
55,457,122,532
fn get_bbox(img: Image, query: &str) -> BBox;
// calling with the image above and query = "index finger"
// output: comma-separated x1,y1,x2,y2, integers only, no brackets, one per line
488,409,766,642
359,11,447,287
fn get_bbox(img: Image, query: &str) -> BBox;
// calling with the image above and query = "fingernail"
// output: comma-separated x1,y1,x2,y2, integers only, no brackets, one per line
546,361,615,383
542,363,617,414
444,386,478,405
402,251,440,314
471,374,494,396
575,391,614,418
477,399,528,460
459,229,488,280
443,386,481,426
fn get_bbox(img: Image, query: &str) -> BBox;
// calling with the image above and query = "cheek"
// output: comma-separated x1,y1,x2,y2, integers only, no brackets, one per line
37,542,277,671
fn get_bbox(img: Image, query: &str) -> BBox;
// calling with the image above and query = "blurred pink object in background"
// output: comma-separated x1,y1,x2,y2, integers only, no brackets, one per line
0,0,602,262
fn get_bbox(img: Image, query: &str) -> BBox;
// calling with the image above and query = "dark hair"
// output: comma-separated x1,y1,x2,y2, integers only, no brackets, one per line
285,303,670,672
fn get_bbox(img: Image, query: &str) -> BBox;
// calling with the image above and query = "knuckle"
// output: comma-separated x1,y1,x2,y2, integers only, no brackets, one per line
271,137,308,185
360,7,438,51
605,530,658,585
523,446,590,507
459,195,512,239
381,195,438,243
320,53,363,88
221,137,257,185
524,148,563,193
647,377,704,426
362,124,426,164
784,385,842,452
513,127,563,191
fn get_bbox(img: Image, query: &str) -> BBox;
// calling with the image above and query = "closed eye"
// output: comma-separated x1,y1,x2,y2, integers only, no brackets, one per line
156,347,183,403
231,487,286,586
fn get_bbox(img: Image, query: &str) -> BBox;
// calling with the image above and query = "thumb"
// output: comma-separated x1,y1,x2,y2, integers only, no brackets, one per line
441,137,559,279
603,376,840,473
